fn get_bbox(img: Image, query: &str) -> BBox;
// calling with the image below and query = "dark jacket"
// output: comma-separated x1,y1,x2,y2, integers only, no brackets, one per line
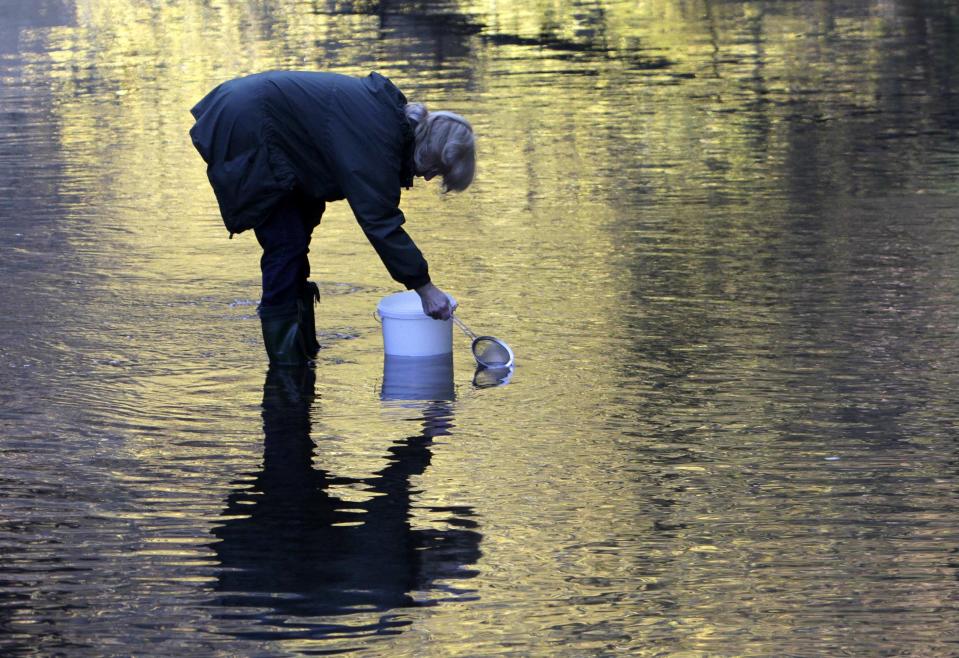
189,71,429,290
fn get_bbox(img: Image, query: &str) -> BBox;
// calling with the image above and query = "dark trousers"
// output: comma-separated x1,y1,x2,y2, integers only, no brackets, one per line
254,192,325,308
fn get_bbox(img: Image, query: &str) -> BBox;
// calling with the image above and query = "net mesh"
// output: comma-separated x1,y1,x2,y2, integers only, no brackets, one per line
472,338,512,367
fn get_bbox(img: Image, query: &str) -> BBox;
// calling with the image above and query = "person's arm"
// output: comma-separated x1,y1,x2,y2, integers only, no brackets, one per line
339,171,432,290
344,181,454,320
325,87,454,319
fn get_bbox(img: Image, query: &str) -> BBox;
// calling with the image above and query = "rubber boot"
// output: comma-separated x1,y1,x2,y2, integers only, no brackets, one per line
298,281,321,358
259,301,312,367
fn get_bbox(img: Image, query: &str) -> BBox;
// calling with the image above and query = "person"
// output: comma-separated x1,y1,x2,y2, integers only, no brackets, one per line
189,71,475,366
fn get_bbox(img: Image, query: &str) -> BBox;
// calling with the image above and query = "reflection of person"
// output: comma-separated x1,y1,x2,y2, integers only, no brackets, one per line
189,71,475,365
210,367,481,640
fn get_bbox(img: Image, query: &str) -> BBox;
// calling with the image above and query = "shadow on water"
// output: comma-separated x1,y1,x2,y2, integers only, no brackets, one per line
208,365,481,642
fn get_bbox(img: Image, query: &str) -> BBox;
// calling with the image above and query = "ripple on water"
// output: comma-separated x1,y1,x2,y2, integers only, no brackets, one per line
2,1,959,656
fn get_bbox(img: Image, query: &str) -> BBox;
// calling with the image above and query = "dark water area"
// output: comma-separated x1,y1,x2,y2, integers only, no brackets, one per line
2,0,959,655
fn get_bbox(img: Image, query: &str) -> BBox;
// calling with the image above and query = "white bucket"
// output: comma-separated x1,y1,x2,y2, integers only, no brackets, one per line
377,290,454,357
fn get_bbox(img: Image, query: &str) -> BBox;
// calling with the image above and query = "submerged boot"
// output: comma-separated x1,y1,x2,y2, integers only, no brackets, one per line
298,281,321,358
259,301,312,367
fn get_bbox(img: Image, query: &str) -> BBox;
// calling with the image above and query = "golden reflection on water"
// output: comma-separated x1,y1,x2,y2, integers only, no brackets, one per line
7,0,959,655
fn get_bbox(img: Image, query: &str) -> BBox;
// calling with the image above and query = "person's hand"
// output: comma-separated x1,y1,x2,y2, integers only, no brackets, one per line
415,282,457,320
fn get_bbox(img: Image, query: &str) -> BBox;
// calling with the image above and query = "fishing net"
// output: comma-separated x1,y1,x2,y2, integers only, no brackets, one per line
453,315,514,369
472,336,513,368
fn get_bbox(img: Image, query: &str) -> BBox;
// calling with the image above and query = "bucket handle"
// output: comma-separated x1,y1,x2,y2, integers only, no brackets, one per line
373,310,382,324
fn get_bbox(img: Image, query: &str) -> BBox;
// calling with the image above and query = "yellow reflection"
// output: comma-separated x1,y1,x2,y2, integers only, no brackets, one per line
17,1,956,654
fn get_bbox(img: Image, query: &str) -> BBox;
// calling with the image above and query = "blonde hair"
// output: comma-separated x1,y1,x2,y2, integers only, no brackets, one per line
405,103,475,192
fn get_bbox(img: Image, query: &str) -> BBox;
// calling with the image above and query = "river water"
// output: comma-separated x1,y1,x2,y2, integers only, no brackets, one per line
2,1,958,655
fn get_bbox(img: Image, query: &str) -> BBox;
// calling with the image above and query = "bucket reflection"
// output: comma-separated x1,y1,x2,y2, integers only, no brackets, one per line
381,353,455,402
209,366,481,642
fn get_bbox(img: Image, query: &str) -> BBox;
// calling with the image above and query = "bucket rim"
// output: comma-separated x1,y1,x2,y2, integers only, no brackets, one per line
377,290,456,320
378,308,442,320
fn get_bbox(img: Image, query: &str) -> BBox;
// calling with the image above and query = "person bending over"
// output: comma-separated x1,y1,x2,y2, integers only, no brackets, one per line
189,71,475,366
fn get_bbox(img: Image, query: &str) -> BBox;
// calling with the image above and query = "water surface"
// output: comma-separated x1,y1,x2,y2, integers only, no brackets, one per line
2,0,959,655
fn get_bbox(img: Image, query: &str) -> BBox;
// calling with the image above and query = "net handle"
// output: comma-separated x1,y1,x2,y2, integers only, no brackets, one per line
452,315,478,341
